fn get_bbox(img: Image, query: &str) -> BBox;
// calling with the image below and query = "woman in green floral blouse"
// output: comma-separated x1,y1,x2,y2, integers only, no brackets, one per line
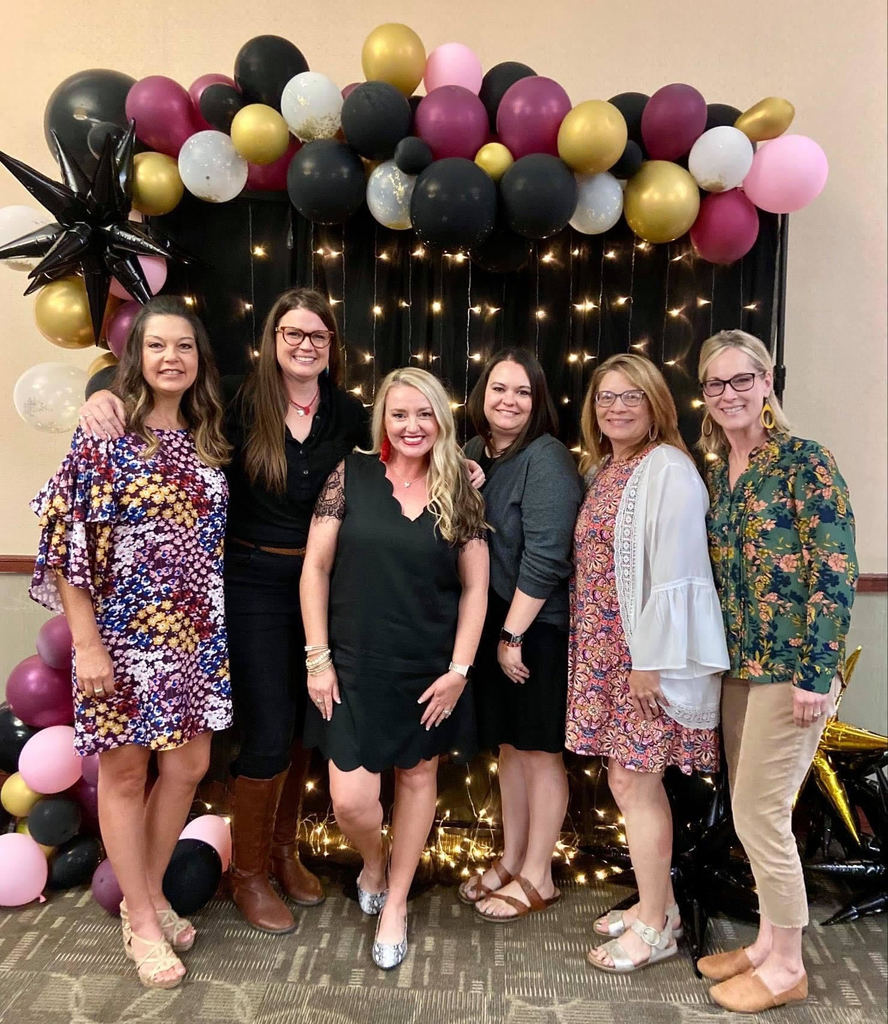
695,330,857,1015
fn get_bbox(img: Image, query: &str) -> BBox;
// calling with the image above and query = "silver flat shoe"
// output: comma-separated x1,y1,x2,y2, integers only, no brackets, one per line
586,916,678,974
594,901,683,940
356,872,388,916
371,912,407,970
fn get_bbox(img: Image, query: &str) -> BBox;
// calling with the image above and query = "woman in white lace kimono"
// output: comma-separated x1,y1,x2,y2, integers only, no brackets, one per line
566,354,729,975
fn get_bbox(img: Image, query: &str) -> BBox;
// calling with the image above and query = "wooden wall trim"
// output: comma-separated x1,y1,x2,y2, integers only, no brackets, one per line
0,556,35,573
857,573,888,594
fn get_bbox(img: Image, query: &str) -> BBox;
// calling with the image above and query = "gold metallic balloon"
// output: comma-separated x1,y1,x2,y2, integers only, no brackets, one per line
475,142,514,182
88,351,118,379
132,152,184,216
810,752,860,844
361,23,426,96
230,104,291,165
820,719,888,753
16,821,54,858
623,161,700,244
557,100,628,174
734,97,795,142
34,277,96,349
1,772,42,817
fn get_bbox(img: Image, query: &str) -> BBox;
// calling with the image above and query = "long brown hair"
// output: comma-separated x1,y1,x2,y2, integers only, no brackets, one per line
579,353,688,475
466,348,558,460
242,288,343,493
113,296,230,467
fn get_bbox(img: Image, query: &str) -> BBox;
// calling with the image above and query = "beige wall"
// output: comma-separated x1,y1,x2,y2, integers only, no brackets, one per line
1,0,886,576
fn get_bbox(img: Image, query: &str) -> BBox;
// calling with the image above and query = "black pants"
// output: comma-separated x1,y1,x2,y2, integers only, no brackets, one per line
224,545,307,779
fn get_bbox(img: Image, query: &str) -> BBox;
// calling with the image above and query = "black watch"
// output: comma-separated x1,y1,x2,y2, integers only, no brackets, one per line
499,627,524,647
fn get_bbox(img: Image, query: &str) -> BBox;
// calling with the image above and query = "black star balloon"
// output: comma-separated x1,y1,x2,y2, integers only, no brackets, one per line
0,123,189,341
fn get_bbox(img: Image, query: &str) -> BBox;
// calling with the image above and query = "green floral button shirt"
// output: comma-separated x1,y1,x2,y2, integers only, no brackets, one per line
706,435,858,693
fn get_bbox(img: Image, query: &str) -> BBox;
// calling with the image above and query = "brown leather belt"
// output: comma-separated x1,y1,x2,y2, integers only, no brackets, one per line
228,537,306,557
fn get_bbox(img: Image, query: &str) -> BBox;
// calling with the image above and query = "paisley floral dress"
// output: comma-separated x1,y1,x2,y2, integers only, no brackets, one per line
30,428,232,755
566,449,719,774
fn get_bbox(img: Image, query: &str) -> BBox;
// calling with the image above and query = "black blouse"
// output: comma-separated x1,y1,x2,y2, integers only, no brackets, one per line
223,374,370,547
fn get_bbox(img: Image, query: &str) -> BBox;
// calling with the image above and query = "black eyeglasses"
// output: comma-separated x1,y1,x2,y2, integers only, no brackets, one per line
594,389,647,408
701,372,763,397
276,327,333,348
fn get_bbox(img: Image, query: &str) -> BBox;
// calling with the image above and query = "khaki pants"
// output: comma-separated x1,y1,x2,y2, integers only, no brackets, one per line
722,677,837,929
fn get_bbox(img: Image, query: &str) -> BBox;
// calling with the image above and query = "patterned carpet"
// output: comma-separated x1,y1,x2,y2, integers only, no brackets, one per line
0,868,885,1024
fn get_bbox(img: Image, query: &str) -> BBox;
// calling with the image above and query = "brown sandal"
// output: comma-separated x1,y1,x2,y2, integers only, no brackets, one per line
474,875,561,922
457,857,514,905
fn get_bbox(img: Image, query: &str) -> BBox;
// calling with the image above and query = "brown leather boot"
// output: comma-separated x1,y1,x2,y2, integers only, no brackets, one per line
229,772,297,933
270,748,325,906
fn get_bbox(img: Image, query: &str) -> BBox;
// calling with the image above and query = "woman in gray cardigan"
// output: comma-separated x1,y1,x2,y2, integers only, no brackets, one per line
458,349,582,921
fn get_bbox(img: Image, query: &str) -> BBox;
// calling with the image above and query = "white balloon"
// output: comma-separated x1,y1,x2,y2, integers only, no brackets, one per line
366,160,415,231
569,173,624,235
281,72,343,142
0,205,55,273
689,126,754,193
178,131,248,203
13,362,88,433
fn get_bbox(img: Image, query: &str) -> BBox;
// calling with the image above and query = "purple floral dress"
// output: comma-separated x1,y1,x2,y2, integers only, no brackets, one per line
566,450,719,775
30,428,232,755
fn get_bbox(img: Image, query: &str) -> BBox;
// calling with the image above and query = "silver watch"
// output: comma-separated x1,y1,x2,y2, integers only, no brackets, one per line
448,661,471,678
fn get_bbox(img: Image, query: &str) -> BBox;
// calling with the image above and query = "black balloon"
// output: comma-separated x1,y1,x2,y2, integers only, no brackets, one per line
341,82,412,161
471,214,533,274
28,797,82,847
43,69,135,175
479,62,536,130
705,103,743,132
49,835,102,889
610,139,643,180
86,365,117,399
0,704,38,774
410,158,497,251
394,136,433,176
500,155,578,240
234,35,309,108
608,91,649,146
199,84,247,133
287,140,366,224
162,838,222,915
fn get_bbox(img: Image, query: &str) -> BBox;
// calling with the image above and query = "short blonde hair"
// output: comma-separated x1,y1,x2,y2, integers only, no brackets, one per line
579,353,688,475
697,329,790,458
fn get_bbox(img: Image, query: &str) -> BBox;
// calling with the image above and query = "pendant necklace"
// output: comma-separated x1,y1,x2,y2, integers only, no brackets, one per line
289,387,319,417
389,466,427,488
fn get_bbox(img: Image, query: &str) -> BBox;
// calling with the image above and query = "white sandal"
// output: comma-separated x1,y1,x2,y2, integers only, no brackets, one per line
594,901,683,939
587,916,678,974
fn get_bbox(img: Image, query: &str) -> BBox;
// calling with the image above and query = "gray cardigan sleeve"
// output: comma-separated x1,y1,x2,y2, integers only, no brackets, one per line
516,438,582,599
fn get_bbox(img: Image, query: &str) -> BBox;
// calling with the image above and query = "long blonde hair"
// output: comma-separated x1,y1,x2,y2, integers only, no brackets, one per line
370,368,487,544
579,353,688,475
114,296,230,467
697,329,790,458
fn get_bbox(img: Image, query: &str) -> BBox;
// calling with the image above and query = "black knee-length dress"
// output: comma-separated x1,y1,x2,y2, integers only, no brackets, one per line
304,453,477,771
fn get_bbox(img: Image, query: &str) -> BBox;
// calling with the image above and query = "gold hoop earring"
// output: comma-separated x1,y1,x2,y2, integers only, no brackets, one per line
701,412,714,437
761,400,776,430
648,423,658,441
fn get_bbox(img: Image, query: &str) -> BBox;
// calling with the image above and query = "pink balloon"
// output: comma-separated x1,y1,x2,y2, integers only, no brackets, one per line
496,77,572,159
424,43,483,95
742,134,829,214
91,857,124,915
414,86,489,160
0,833,48,906
18,725,82,794
110,256,167,301
189,73,237,132
641,83,707,161
35,615,73,672
106,300,142,358
81,752,100,786
691,189,760,264
246,138,302,191
181,814,231,871
6,655,73,728
126,75,197,157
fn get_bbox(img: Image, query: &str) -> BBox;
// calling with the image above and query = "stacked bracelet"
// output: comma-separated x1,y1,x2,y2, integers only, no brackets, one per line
305,646,333,675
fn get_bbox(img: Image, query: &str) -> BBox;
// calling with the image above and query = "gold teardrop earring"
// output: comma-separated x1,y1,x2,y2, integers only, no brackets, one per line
760,399,777,430
701,412,714,437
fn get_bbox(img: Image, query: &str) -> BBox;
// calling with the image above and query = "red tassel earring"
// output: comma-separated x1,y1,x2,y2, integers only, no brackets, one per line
380,437,392,462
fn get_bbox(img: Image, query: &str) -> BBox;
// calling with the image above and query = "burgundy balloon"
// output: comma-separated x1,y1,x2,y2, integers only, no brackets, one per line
125,75,197,157
70,778,100,835
496,76,571,159
91,857,123,915
641,83,707,161
690,189,760,264
6,655,73,729
189,73,237,132
341,82,361,101
35,615,72,673
106,301,141,359
246,138,301,191
414,86,489,160
81,753,100,787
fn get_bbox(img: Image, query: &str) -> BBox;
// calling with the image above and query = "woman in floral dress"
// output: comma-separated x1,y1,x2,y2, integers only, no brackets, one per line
567,354,729,975
695,330,858,1014
30,296,232,990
